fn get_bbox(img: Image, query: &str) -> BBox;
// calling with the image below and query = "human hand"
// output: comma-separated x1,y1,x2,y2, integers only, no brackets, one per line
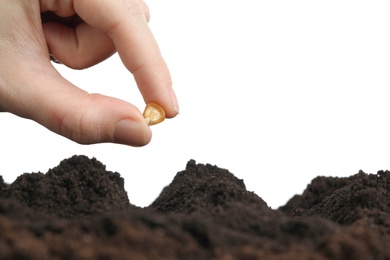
0,0,179,146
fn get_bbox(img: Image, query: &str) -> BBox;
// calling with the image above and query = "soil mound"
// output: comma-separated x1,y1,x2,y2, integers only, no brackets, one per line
1,155,389,259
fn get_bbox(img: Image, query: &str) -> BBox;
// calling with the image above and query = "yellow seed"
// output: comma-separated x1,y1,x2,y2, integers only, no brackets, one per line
143,103,166,126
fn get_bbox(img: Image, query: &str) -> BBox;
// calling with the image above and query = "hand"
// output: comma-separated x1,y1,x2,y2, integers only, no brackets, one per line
0,0,179,146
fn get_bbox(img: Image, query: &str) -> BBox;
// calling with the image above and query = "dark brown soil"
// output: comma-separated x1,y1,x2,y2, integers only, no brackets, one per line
1,155,389,259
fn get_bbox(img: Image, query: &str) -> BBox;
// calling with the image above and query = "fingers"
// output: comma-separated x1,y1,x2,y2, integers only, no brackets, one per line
41,0,178,117
73,0,179,117
1,0,158,146
42,21,116,69
38,2,157,146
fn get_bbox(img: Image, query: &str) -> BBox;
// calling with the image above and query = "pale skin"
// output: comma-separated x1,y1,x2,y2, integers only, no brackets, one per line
0,0,179,146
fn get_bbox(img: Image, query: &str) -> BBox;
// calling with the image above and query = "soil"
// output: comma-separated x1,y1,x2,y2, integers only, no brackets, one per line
0,155,389,260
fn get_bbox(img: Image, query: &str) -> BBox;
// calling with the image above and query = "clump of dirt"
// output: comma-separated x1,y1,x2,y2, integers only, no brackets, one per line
0,155,389,259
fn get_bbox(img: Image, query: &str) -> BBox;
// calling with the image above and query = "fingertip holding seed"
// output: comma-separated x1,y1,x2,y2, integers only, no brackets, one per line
143,103,166,126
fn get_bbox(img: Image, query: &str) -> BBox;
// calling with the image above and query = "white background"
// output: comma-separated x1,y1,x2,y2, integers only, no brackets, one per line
1,1,390,209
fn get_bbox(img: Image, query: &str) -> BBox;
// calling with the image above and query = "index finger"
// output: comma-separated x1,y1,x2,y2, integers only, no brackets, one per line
73,0,179,117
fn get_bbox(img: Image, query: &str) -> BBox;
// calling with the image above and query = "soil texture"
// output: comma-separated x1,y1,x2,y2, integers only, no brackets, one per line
0,155,389,259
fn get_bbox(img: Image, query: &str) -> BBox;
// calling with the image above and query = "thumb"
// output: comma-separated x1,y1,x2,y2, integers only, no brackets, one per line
11,68,152,146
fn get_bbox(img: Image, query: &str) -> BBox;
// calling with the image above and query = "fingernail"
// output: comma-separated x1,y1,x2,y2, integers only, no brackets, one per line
49,54,62,64
170,89,180,114
114,119,151,146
